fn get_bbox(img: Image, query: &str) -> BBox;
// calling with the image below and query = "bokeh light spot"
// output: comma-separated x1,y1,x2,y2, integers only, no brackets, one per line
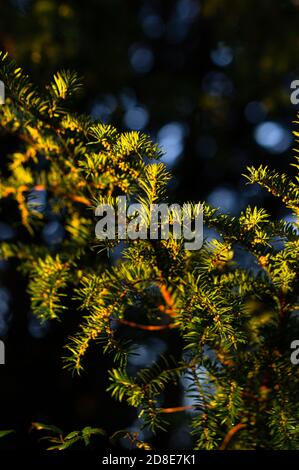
254,121,292,154
211,43,233,67
124,106,149,130
129,44,154,74
157,122,186,167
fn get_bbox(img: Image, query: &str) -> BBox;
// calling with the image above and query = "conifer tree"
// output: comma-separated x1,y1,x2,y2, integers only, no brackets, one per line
0,52,298,450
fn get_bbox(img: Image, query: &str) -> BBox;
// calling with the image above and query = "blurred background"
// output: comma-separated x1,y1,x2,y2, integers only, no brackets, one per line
0,0,299,450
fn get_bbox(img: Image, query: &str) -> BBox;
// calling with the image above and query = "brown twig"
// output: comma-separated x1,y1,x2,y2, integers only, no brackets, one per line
159,405,194,414
158,283,177,317
71,195,91,206
219,423,246,450
118,318,178,331
2,185,91,206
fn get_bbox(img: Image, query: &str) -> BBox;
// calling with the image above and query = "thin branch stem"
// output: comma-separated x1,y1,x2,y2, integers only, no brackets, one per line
159,405,194,414
219,423,246,450
118,318,178,331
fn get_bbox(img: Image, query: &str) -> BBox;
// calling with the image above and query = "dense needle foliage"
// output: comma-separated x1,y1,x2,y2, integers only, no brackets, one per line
0,53,298,450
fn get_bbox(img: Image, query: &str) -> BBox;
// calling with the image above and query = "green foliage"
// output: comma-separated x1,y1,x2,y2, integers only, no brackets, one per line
0,430,15,439
28,255,70,321
0,54,298,450
31,422,106,450
108,358,182,432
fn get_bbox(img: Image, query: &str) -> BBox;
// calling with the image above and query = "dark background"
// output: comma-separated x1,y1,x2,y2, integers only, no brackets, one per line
0,0,298,450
